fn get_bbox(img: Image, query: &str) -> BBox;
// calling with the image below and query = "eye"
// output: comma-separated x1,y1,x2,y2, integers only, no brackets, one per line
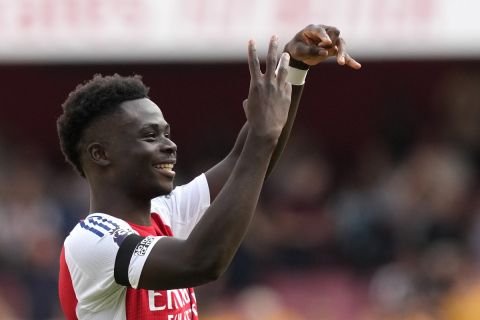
143,132,157,141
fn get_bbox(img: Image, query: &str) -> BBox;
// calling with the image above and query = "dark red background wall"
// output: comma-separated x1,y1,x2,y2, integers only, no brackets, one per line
0,60,477,173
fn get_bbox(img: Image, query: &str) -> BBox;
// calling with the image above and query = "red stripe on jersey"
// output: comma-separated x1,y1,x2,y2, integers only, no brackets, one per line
59,246,78,320
128,213,173,237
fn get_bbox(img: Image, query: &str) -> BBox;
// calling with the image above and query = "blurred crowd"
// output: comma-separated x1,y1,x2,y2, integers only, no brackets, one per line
1,70,480,319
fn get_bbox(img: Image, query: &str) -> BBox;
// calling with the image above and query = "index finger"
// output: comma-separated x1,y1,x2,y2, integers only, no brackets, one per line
248,40,261,79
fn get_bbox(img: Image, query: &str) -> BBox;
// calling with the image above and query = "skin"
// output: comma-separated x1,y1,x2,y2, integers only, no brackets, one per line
83,99,177,225
81,24,360,290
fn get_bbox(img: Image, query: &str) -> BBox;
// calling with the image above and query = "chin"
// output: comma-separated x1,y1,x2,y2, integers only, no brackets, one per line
154,182,174,196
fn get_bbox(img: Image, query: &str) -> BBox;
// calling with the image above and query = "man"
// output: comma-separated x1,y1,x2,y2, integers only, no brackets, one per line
57,24,360,319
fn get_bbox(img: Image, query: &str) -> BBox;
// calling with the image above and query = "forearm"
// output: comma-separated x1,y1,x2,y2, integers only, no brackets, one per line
266,84,303,177
186,131,277,276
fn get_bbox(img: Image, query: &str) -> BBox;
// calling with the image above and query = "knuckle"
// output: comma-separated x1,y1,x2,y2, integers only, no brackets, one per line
319,24,329,31
330,27,340,36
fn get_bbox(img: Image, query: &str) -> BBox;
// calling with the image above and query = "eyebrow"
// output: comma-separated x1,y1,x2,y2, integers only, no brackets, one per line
140,122,170,131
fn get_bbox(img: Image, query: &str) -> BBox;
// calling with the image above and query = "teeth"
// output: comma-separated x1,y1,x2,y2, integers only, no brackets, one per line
155,163,174,171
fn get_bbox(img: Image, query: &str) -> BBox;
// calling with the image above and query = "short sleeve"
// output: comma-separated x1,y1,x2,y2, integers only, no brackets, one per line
64,214,163,310
151,173,210,239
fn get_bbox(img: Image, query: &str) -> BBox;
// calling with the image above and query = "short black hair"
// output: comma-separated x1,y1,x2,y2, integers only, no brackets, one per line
57,74,149,177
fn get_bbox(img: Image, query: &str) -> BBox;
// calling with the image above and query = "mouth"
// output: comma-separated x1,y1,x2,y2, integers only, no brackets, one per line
153,163,176,178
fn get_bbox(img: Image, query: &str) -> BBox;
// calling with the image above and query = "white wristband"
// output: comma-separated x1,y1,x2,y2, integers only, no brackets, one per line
286,66,308,86
275,62,308,86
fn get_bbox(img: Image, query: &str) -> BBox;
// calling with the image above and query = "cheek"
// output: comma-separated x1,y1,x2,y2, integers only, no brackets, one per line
113,146,153,174
117,140,154,158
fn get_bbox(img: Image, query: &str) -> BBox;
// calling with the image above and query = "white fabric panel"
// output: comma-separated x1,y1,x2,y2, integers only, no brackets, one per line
128,236,162,289
151,173,211,239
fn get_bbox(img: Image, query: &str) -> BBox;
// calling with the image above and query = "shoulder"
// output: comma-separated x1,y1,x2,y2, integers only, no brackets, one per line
67,213,135,245
64,214,137,274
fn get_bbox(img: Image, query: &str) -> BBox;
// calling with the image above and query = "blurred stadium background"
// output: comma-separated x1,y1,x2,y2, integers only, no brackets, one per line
1,0,480,319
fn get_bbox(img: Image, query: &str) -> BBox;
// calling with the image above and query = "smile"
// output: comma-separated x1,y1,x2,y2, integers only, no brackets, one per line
153,163,176,178
154,163,174,171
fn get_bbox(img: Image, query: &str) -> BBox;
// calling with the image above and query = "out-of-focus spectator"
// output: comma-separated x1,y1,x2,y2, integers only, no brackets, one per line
204,286,304,320
438,71,480,156
380,142,474,257
0,143,86,319
236,133,336,274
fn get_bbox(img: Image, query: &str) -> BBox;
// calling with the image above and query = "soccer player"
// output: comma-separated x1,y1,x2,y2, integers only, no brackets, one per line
57,24,360,319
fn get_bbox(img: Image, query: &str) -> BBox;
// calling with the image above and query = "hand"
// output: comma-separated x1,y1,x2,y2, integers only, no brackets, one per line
284,24,361,69
245,36,292,140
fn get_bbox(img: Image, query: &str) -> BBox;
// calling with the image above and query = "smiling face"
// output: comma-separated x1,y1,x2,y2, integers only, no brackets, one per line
88,98,178,200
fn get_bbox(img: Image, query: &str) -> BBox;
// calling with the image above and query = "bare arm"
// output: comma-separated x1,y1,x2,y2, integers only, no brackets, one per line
205,24,361,200
138,37,292,289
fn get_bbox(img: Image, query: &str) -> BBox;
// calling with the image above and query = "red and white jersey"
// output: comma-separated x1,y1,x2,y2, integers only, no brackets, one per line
59,174,210,320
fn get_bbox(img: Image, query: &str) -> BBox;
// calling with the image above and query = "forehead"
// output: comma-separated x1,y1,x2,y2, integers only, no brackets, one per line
116,98,166,127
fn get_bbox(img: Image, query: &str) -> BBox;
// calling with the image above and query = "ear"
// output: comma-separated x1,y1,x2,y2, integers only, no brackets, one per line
86,142,111,168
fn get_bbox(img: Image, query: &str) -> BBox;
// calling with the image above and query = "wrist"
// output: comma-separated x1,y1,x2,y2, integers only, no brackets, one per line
248,127,281,148
288,55,310,70
247,131,280,154
283,55,309,86
279,51,309,86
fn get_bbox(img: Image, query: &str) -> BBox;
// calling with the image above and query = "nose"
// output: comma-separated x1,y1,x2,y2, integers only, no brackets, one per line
160,137,177,156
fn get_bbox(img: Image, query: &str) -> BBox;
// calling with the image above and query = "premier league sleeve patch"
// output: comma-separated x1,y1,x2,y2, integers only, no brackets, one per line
133,236,155,256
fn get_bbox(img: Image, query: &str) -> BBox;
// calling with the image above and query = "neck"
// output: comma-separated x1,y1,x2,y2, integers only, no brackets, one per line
89,185,152,226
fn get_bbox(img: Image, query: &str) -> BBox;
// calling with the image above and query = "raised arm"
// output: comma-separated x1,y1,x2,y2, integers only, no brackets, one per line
205,24,361,200
138,37,292,289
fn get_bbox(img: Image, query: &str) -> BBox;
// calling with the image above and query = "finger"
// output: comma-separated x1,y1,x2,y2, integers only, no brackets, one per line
326,46,338,57
336,37,347,65
336,37,361,69
293,41,329,58
265,35,279,79
248,40,261,79
305,25,332,46
284,81,292,97
345,54,362,70
276,52,290,85
325,27,340,46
